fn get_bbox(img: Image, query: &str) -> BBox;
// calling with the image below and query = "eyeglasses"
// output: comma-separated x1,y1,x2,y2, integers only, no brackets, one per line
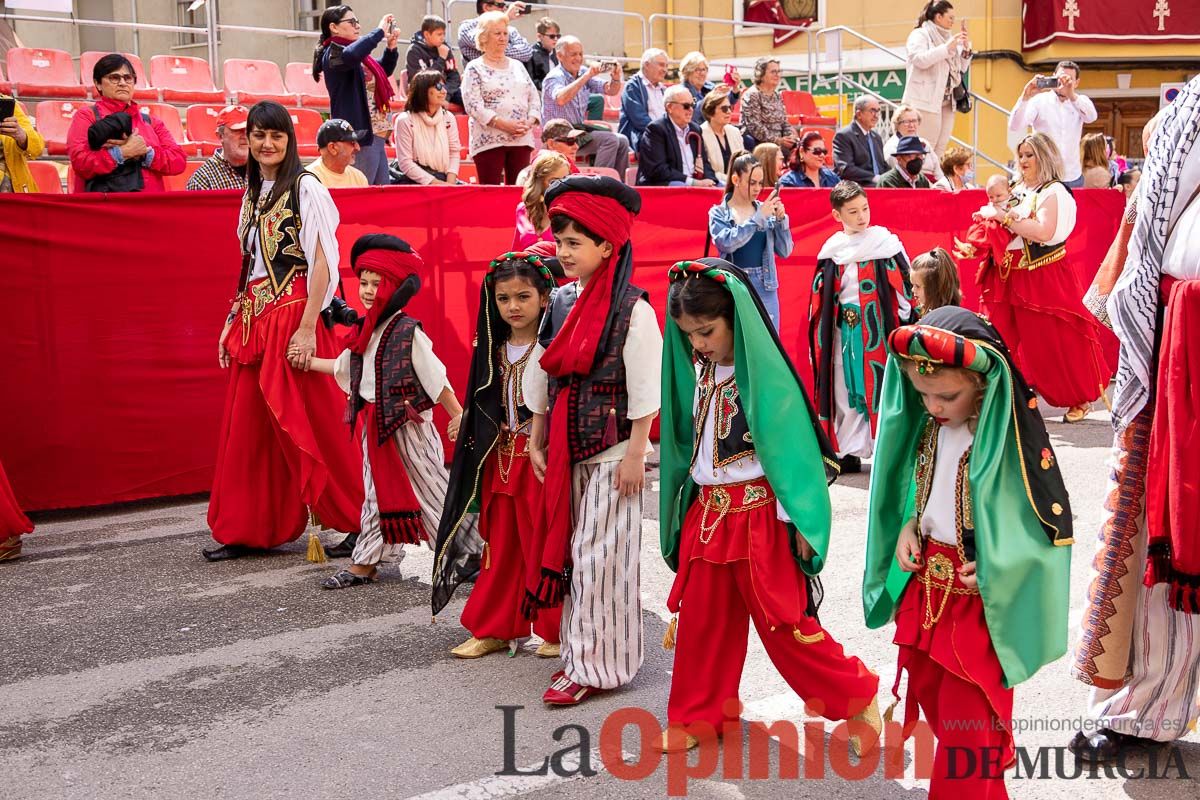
339,17,360,26
808,148,827,156
865,107,881,114
104,73,136,84
717,104,731,112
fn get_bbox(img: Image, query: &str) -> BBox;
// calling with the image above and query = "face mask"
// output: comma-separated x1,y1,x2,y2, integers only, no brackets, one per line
905,157,924,176
964,170,976,183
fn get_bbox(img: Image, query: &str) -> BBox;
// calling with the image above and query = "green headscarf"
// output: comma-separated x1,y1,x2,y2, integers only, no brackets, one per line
863,306,1073,687
660,259,839,575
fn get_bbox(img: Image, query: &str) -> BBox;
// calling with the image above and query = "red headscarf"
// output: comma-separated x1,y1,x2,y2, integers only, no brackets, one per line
350,247,424,355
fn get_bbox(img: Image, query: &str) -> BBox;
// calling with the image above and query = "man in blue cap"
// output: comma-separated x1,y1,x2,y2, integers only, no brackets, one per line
875,135,933,188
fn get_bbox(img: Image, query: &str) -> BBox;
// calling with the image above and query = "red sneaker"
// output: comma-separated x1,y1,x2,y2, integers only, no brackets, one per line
542,673,602,706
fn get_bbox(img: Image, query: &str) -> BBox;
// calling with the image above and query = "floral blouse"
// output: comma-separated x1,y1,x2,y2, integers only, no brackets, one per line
462,57,542,157
740,87,791,146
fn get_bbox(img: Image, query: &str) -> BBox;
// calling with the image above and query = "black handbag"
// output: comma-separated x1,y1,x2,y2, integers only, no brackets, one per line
953,80,972,114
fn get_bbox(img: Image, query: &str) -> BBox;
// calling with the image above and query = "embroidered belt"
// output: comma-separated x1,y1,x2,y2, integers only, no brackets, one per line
841,306,861,328
917,539,979,630
998,246,1065,280
496,430,529,484
697,478,775,544
238,274,306,344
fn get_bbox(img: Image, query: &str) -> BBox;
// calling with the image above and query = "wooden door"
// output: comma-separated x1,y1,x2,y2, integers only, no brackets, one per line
1084,98,1160,160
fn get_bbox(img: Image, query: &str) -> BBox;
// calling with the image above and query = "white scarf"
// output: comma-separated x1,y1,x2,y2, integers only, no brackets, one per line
411,109,451,173
1108,75,1200,428
923,20,962,88
818,226,906,265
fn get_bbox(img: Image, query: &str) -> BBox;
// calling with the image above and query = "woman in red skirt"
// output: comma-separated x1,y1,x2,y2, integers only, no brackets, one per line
433,248,562,658
865,307,1073,798
0,459,33,561
976,132,1112,423
204,101,363,561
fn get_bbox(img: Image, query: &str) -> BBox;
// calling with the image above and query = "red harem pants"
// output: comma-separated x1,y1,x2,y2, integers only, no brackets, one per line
894,539,1014,800
978,249,1112,408
207,276,364,548
0,457,33,554
460,433,560,643
667,481,878,729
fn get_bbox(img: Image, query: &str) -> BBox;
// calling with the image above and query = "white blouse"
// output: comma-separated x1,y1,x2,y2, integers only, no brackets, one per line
243,177,340,308
505,341,534,430
333,315,451,422
919,423,974,547
523,297,662,465
1163,184,1200,281
1007,180,1077,251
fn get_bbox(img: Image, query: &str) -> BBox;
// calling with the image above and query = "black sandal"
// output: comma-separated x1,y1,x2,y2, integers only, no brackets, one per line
321,569,376,590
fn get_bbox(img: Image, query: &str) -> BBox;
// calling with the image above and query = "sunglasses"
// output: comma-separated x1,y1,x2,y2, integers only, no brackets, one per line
436,82,447,91
808,148,827,156
545,33,561,39
672,102,695,110
717,104,731,112
339,17,360,26
551,137,580,145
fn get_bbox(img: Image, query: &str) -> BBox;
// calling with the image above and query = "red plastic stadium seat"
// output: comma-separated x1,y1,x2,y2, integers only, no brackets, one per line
150,55,223,104
34,100,81,155
184,104,226,155
455,114,470,159
0,61,12,94
141,102,196,155
27,160,64,193
603,92,620,122
79,52,157,101
625,166,638,185
456,162,477,184
781,90,836,127
7,47,87,99
289,108,324,157
285,62,329,110
224,59,295,106
164,161,202,191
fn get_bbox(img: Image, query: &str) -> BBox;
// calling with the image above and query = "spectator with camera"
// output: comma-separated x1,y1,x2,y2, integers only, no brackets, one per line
67,53,186,193
903,1,972,160
618,48,669,150
392,70,462,185
526,17,561,90
188,105,249,191
307,119,369,188
541,35,629,173
1008,60,1097,188
458,1,533,64
313,6,401,186
406,15,462,107
0,96,45,193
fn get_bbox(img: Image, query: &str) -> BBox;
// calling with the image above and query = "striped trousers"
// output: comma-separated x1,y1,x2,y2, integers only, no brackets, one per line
1087,580,1200,742
560,460,645,690
352,415,481,567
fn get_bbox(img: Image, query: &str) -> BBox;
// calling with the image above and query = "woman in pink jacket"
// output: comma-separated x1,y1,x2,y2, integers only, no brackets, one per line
67,53,186,193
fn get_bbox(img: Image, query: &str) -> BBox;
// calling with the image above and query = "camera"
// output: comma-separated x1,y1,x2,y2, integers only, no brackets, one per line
1035,75,1060,90
321,296,361,329
514,2,533,15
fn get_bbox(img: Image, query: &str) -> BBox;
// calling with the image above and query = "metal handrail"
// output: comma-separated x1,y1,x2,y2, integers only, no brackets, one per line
0,13,205,36
444,0,649,53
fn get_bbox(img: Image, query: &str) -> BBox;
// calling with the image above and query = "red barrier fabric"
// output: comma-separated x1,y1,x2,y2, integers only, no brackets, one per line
0,187,1124,511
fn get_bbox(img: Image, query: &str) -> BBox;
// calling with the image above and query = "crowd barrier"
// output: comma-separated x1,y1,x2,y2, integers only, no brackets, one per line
0,186,1123,512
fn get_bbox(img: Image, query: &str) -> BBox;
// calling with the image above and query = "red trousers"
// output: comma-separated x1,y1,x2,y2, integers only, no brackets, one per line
0,458,33,540
473,145,533,185
207,277,363,548
667,483,878,729
895,540,1014,800
978,252,1112,408
460,435,560,643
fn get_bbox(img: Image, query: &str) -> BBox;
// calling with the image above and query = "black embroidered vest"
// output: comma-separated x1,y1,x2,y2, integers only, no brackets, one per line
546,285,646,462
1018,180,1072,270
237,173,315,296
350,314,435,444
500,343,535,435
691,362,754,470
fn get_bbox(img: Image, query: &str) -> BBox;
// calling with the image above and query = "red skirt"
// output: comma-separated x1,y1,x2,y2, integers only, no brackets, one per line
0,457,33,555
978,248,1113,408
207,276,364,549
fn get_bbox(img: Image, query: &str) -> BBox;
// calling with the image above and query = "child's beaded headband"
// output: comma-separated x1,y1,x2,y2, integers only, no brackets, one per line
486,251,556,287
668,260,729,284
888,324,984,376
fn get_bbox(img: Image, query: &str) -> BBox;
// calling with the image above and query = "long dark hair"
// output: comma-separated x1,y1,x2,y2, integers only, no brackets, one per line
723,153,759,201
667,273,735,327
313,5,354,80
245,101,304,210
916,1,953,27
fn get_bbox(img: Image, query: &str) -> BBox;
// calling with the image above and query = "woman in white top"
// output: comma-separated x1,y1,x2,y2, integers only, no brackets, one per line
392,69,461,185
205,101,362,561
977,132,1112,423
699,89,744,186
883,104,945,183
902,2,972,159
461,10,542,185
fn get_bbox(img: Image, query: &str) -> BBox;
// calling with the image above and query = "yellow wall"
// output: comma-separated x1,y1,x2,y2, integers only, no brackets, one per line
621,0,1194,178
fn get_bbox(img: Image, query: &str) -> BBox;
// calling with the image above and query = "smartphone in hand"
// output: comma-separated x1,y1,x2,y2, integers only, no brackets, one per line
1035,75,1059,90
0,97,15,121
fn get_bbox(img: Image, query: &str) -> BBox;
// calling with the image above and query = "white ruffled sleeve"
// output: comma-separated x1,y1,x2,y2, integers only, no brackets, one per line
298,175,341,309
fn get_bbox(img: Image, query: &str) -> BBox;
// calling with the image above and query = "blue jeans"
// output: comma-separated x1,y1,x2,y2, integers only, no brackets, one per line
354,138,390,186
1063,175,1085,189
744,269,781,330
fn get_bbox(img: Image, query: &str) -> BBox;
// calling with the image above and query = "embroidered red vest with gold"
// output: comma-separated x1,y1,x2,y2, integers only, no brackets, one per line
548,285,646,463
237,176,312,297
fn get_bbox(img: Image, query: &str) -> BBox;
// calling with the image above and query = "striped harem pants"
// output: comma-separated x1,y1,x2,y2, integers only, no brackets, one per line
352,415,481,567
560,459,645,690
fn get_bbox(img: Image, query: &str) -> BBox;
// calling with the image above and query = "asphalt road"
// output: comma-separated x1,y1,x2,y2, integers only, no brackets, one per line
2,409,1198,799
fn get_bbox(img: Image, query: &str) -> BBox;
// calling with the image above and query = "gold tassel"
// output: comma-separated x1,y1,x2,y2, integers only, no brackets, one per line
662,616,678,650
793,627,826,644
1098,383,1114,412
882,699,898,723
484,542,491,570
306,530,327,563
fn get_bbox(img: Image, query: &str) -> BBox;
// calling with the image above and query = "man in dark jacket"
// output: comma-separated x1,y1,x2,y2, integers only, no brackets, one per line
832,94,886,186
636,85,716,186
874,135,933,188
405,15,462,105
526,17,560,90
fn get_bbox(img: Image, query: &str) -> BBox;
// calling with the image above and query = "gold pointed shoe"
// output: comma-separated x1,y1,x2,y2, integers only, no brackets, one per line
534,641,561,658
451,637,509,659
660,728,700,753
849,697,883,758
1064,404,1090,423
